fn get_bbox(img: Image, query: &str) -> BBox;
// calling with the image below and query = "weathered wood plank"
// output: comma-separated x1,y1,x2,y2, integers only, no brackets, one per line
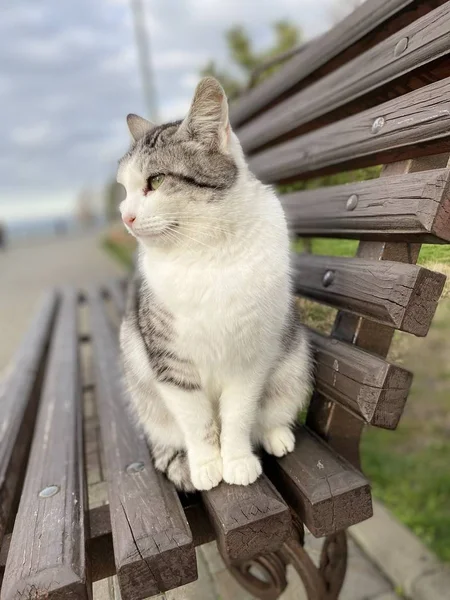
265,426,372,537
231,0,446,127
306,154,450,465
88,289,197,599
202,476,291,564
239,2,450,152
1,501,216,585
248,76,450,182
1,289,89,600
282,168,450,242
0,292,57,550
293,253,445,335
310,328,412,429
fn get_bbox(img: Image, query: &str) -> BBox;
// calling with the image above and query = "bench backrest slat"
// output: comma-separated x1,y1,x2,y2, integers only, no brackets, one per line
293,254,445,335
238,1,450,153
1,290,88,600
230,0,446,127
282,168,450,242
248,75,450,182
310,328,412,428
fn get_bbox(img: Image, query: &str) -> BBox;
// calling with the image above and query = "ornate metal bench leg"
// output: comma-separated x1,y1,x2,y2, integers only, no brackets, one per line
226,523,348,600
319,532,348,599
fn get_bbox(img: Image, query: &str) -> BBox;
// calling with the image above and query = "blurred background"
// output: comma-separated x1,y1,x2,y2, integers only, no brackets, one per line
1,1,449,598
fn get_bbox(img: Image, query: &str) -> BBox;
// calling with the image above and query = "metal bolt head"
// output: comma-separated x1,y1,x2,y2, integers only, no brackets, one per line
346,194,358,211
126,461,145,474
39,485,60,498
322,270,335,287
371,116,385,134
394,37,409,57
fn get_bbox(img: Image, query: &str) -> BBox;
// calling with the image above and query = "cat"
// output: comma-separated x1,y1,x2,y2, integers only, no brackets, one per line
118,77,312,492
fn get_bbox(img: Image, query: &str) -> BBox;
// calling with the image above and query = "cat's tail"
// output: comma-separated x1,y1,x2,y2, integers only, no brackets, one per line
152,445,195,493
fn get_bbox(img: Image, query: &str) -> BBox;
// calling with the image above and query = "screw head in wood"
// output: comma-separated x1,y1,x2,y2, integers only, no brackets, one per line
394,37,409,57
126,461,145,474
371,116,385,134
322,270,335,287
39,485,60,498
346,194,358,211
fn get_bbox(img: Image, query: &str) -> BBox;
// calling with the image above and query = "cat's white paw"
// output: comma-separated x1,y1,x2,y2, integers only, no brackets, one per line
190,455,223,491
262,427,295,457
223,454,262,486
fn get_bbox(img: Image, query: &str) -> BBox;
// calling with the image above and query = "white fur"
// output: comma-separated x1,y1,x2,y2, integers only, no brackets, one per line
119,106,311,490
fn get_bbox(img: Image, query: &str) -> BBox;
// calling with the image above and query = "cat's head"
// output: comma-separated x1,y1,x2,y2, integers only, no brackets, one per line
117,77,247,250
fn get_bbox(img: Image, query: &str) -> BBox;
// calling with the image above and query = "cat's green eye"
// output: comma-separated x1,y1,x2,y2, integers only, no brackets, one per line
148,174,165,191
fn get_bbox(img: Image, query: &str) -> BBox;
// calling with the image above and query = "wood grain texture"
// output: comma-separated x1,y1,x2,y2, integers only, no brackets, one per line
310,328,412,429
265,427,372,537
202,476,291,564
2,502,215,585
88,289,197,600
230,0,446,127
0,292,57,549
293,253,445,335
248,75,450,182
1,289,89,600
238,2,450,153
282,168,450,242
306,155,450,465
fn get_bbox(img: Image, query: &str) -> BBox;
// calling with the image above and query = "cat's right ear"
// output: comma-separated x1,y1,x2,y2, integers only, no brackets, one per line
127,114,155,142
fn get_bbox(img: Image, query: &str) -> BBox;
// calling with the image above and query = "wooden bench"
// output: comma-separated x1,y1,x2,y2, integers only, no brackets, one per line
1,1,450,598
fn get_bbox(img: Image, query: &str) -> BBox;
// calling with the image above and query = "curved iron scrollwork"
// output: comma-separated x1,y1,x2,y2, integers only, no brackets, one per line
226,526,348,600
228,553,288,600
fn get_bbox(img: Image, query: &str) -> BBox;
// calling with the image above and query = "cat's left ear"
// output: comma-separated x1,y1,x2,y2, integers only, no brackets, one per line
127,114,155,142
180,77,230,151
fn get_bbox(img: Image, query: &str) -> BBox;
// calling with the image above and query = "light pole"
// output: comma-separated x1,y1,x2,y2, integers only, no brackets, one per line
130,0,159,122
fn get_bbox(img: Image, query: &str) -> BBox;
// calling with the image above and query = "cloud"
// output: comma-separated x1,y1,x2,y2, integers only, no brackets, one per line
10,122,55,149
0,0,334,222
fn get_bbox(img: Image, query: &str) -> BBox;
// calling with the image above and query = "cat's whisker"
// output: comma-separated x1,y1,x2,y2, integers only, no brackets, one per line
166,226,215,249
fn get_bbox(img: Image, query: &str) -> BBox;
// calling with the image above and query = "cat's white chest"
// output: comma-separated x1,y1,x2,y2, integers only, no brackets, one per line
143,247,288,373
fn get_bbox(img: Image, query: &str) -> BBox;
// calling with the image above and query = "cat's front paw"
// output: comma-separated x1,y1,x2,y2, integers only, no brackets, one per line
190,455,223,491
223,454,262,486
262,426,295,457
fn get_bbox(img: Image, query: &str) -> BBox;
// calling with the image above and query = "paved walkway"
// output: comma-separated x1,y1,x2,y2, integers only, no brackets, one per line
0,230,123,375
1,232,399,599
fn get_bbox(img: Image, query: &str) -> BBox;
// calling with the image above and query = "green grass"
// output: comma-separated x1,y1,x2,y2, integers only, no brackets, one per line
362,429,450,561
294,237,450,265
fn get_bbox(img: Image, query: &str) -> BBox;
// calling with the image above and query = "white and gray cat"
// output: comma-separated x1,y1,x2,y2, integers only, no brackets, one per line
118,77,312,492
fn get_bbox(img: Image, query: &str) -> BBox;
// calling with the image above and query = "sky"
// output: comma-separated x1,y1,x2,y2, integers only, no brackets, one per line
0,0,344,223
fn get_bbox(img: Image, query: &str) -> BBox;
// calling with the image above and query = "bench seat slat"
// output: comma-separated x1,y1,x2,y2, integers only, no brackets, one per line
310,328,412,428
104,280,126,317
282,168,450,242
1,289,89,600
248,75,450,182
231,0,441,127
202,476,291,564
0,292,57,549
238,2,450,153
266,426,372,537
293,254,445,335
88,289,197,599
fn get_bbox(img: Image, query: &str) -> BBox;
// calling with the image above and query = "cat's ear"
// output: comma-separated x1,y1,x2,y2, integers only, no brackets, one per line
180,77,229,150
127,114,155,142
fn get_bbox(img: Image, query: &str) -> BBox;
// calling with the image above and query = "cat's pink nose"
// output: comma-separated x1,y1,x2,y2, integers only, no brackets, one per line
122,213,136,226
